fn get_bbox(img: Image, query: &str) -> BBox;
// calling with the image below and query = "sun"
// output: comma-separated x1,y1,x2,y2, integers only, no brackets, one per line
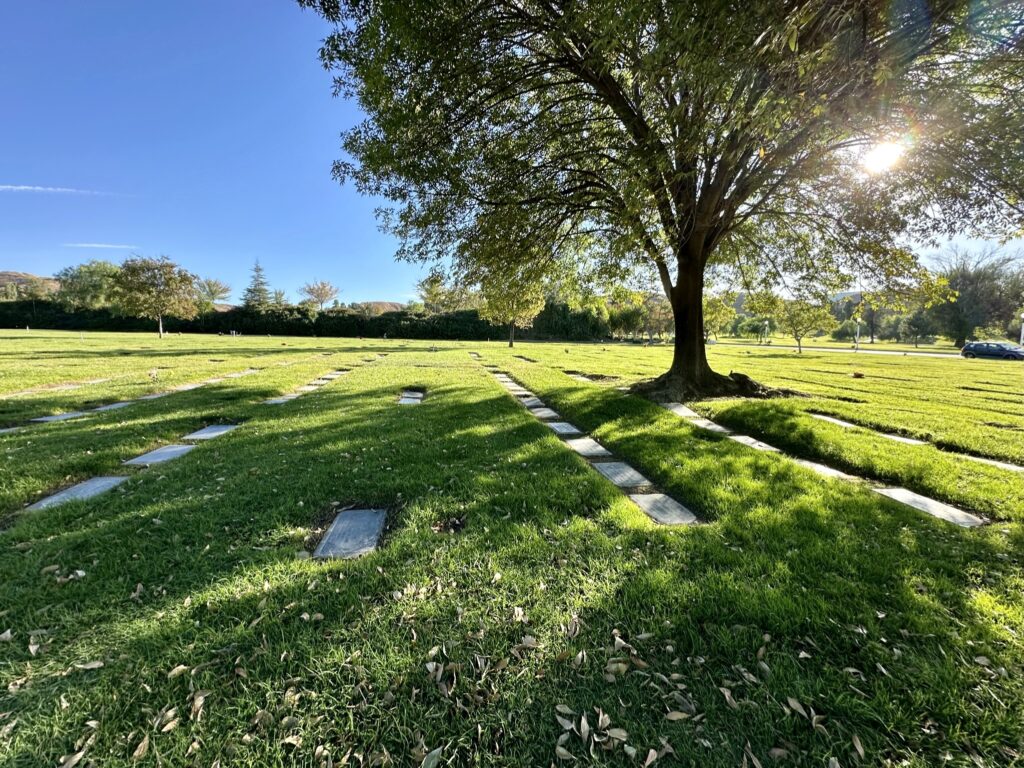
862,141,905,174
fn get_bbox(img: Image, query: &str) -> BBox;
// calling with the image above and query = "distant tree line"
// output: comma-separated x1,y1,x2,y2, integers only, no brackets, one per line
5,247,1020,347
0,256,615,341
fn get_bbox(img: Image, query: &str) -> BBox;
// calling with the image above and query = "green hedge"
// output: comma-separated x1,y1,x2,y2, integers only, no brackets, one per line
0,300,609,341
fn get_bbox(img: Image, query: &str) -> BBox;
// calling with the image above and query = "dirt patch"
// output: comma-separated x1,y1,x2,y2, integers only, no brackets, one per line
564,370,618,382
432,516,466,535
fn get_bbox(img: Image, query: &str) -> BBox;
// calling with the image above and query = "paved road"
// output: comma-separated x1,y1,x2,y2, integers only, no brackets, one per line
716,341,961,358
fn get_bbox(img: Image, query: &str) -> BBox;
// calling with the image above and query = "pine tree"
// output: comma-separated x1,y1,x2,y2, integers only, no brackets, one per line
242,260,271,310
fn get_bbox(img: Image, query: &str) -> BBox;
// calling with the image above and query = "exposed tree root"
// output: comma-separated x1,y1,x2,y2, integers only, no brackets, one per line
630,369,801,402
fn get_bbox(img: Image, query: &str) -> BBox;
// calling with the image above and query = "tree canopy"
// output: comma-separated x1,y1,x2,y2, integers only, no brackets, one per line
54,260,121,311
300,279,340,310
301,0,1024,396
479,267,547,346
242,261,272,310
196,277,232,313
111,256,198,337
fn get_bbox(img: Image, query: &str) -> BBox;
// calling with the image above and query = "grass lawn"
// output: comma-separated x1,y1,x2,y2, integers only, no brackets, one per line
1,332,1022,767
710,335,961,355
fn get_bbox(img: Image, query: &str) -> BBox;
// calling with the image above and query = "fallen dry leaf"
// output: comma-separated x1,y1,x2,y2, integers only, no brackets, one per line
852,734,865,759
421,746,443,768
786,697,807,718
131,734,150,761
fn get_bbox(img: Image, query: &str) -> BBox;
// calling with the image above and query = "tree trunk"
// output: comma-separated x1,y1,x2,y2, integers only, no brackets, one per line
158,315,164,339
796,336,803,353
508,323,514,348
631,256,774,400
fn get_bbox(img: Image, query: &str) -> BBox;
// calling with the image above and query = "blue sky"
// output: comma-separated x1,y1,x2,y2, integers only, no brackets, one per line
0,1,425,304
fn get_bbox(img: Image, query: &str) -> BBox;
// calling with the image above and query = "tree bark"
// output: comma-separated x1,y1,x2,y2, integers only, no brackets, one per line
158,315,164,339
508,323,515,347
632,255,776,400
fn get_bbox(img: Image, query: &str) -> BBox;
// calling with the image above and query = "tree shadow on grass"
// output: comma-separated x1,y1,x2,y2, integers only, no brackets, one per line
0,359,376,515
0,367,1021,765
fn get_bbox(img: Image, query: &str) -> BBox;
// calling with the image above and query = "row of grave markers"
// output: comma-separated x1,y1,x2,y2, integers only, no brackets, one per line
807,412,1024,473
490,371,697,525
26,364,360,511
25,360,395,562
26,423,241,510
0,369,260,435
561,369,991,528
568,370,1021,474
263,369,348,405
657,401,985,528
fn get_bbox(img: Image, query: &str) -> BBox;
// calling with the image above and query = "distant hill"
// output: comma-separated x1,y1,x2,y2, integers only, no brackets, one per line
0,271,59,292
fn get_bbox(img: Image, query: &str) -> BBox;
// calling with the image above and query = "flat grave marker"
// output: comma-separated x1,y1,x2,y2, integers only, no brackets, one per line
92,401,133,413
689,417,733,435
630,493,697,525
794,459,857,481
959,454,1024,473
727,434,781,452
184,424,240,440
529,407,560,420
124,444,196,466
520,397,545,409
881,433,928,446
874,487,983,528
314,508,387,559
594,461,649,488
30,412,88,423
661,402,700,418
545,421,582,436
28,476,128,511
810,413,857,428
565,436,612,458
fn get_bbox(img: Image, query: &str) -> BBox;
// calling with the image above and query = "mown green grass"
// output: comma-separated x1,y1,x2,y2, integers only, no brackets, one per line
711,335,961,354
506,339,1024,459
698,399,1024,523
0,330,363,426
1,334,1022,767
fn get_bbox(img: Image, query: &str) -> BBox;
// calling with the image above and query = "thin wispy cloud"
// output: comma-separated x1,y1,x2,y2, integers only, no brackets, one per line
63,243,138,250
0,184,105,195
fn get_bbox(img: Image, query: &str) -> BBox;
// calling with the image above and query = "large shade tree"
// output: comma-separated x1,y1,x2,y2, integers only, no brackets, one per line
301,0,1024,396
112,256,198,338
